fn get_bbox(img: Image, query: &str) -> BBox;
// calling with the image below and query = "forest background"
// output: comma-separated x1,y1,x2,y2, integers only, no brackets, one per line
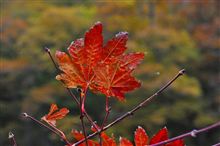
0,0,219,146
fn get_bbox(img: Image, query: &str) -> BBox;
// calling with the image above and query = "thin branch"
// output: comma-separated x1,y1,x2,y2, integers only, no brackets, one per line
80,117,88,146
73,69,185,145
98,133,102,146
44,47,99,131
81,85,89,114
68,87,99,131
44,47,79,104
22,113,71,146
79,89,88,146
44,47,59,71
150,121,220,146
101,96,111,129
8,131,17,146
99,96,111,146
47,122,69,145
212,143,220,146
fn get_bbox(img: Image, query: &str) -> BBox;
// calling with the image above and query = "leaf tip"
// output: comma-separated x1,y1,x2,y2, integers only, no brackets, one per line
137,125,143,129
95,21,102,25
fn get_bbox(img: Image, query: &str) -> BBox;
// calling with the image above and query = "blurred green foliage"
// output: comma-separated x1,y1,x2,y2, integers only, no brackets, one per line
0,0,219,146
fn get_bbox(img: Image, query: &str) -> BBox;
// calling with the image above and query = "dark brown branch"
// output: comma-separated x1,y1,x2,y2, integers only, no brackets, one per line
150,121,220,146
22,113,71,146
44,47,99,131
44,47,59,71
8,131,17,146
73,69,185,145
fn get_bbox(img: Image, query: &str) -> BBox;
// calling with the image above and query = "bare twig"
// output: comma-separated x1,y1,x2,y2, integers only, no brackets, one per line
44,47,59,71
73,69,185,145
212,143,220,146
99,96,111,146
150,121,220,146
101,96,111,129
79,89,88,146
8,131,17,146
22,113,71,146
44,47,99,131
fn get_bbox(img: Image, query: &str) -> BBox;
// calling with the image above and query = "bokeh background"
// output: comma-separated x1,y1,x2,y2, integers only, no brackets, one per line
1,0,219,146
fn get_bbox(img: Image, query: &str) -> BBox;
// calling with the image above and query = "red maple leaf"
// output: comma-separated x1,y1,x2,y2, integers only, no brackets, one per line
120,127,184,146
55,22,144,101
92,62,141,100
74,126,184,146
135,126,149,146
56,22,103,90
72,130,99,146
41,103,69,126
149,127,169,144
91,125,117,146
120,137,133,146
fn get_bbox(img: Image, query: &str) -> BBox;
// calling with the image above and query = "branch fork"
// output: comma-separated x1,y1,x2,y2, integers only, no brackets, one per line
73,68,185,145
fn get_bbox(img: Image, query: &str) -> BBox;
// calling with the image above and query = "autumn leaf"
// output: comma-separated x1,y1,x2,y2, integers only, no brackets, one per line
119,53,145,71
119,126,184,146
102,32,128,64
100,132,117,146
149,127,169,144
149,127,184,146
56,51,85,88
120,137,133,146
84,22,103,67
55,21,144,101
56,22,103,91
73,126,184,146
166,139,185,146
134,126,149,146
92,63,141,100
91,125,117,146
41,103,69,126
72,130,99,146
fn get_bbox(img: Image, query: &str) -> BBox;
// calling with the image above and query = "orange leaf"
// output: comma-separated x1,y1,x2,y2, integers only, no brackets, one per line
41,103,69,126
91,125,117,146
102,32,128,64
56,51,85,88
56,22,144,101
72,130,99,146
93,63,141,100
120,53,145,71
56,22,103,90
134,126,149,146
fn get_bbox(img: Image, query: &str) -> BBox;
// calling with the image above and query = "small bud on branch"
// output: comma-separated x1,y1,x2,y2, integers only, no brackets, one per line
8,131,17,146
